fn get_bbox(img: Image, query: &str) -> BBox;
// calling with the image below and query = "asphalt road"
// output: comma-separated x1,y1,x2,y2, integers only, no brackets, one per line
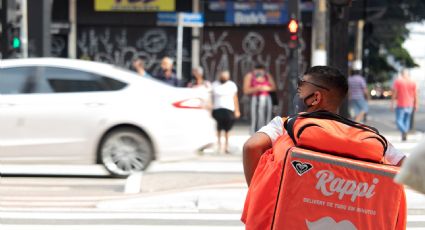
0,99,424,229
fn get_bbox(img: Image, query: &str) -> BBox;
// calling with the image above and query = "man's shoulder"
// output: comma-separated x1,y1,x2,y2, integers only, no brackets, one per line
351,75,365,81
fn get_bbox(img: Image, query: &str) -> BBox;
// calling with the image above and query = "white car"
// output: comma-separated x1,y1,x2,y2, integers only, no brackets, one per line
0,58,216,177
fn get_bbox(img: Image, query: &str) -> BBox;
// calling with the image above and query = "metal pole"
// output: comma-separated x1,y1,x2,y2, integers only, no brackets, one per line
311,0,327,66
20,0,28,58
353,20,364,70
176,13,183,80
191,0,200,69
329,4,350,118
68,0,77,59
287,0,300,115
27,0,52,57
42,0,51,57
0,0,7,59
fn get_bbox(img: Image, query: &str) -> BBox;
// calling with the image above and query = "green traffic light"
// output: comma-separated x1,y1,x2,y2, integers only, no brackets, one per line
12,37,21,49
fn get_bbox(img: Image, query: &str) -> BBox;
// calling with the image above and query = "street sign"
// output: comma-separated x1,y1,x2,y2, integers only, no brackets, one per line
157,12,204,81
180,12,204,27
157,12,204,27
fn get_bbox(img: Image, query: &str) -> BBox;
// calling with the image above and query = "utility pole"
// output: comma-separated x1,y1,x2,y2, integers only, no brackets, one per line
0,0,7,59
311,0,327,66
20,0,28,58
27,0,52,57
287,0,300,115
329,0,351,118
191,0,201,69
1,0,16,59
353,19,364,70
176,13,184,80
68,0,77,59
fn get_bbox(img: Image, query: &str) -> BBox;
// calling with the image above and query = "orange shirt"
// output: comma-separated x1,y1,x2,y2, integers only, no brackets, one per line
393,78,417,107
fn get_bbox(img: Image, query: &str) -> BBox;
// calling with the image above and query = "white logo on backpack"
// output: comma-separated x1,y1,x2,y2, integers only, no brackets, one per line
315,170,379,202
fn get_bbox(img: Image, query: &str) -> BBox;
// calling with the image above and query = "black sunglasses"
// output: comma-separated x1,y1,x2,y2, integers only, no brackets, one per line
297,79,330,91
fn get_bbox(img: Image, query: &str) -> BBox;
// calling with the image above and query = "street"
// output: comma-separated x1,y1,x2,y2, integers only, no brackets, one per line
0,100,425,229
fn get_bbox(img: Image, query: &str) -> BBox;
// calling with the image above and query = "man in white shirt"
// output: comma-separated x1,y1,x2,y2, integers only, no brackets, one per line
243,66,405,186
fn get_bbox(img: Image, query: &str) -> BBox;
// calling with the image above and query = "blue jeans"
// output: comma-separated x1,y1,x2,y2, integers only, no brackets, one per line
395,107,414,133
349,98,368,117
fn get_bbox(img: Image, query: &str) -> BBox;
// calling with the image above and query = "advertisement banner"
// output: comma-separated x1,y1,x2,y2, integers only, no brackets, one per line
225,2,288,25
95,0,175,12
272,148,405,230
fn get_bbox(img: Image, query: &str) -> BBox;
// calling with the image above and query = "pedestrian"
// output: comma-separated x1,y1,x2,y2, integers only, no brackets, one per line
154,56,181,87
242,66,406,228
187,66,212,108
132,58,152,78
211,70,240,154
243,64,276,134
348,69,369,122
391,68,418,141
187,66,211,90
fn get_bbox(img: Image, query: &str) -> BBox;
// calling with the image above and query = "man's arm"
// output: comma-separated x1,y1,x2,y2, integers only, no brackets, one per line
265,74,277,92
243,132,273,186
233,94,240,118
415,84,419,110
391,88,398,111
385,142,406,166
243,74,258,95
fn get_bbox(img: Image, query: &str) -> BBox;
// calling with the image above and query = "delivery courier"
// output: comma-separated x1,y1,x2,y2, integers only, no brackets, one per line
242,111,406,230
242,66,406,230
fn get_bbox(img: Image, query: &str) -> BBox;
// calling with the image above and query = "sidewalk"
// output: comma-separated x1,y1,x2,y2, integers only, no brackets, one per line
98,122,425,216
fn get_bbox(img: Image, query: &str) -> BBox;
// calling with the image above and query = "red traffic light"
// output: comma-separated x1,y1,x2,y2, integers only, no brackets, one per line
288,19,299,34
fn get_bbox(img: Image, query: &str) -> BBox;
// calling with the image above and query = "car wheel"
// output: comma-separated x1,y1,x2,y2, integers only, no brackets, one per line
99,128,153,177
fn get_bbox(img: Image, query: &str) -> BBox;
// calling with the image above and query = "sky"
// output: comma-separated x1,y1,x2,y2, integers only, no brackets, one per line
403,22,425,102
403,22,425,79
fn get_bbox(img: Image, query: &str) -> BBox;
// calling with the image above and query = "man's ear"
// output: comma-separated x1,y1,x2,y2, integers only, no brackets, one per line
311,91,322,105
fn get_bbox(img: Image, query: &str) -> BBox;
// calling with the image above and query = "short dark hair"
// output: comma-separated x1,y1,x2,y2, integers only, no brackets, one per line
254,64,266,70
351,69,361,75
304,66,348,99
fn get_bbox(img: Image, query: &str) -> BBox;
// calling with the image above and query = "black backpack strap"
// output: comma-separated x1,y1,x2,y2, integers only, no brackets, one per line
283,113,301,145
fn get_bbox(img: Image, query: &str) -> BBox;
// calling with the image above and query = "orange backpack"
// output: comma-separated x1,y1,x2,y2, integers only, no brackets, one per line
284,110,388,163
242,110,406,230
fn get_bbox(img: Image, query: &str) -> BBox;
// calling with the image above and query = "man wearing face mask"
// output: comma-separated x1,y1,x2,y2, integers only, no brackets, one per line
243,66,406,186
211,70,241,154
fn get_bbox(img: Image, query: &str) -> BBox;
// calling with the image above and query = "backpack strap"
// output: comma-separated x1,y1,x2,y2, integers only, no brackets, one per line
284,110,388,153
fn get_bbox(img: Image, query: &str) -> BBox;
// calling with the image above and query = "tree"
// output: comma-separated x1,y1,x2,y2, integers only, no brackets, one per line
361,0,425,83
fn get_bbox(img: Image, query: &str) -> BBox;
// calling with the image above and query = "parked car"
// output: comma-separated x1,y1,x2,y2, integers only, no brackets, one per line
0,58,215,177
370,83,392,99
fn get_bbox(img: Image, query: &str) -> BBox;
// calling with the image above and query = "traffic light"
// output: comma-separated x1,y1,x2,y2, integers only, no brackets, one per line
12,37,21,49
11,28,21,49
288,18,299,49
1,0,21,58
5,23,21,55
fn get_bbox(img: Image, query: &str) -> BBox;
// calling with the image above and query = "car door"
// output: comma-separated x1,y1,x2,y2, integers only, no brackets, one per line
0,66,126,164
0,66,45,163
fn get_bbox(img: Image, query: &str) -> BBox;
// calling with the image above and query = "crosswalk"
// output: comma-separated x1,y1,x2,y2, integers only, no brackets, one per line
0,131,424,229
0,211,244,229
0,210,424,229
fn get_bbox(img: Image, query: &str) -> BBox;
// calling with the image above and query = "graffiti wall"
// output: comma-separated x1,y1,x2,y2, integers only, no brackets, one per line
201,26,306,117
77,26,191,78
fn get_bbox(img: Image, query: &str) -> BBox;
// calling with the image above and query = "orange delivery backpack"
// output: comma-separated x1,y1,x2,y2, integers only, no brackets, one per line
242,110,406,230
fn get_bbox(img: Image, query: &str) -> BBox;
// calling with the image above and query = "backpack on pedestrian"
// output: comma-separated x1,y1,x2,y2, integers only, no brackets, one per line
242,110,406,230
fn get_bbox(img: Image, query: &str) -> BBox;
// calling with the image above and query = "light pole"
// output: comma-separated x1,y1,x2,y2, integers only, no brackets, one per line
329,0,352,118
